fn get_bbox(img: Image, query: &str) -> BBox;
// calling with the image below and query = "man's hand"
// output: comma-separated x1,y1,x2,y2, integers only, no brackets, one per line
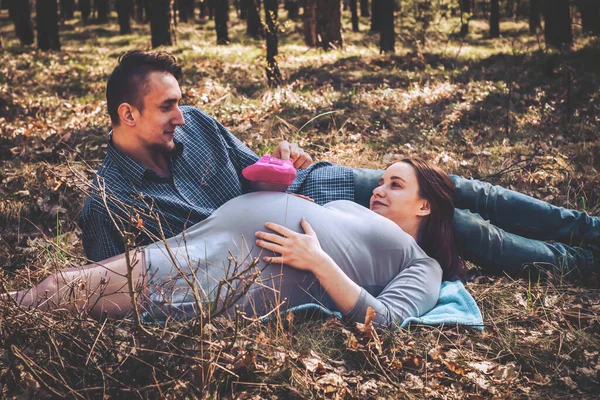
271,141,313,169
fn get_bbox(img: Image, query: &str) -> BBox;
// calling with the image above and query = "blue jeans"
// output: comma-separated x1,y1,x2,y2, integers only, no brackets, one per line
352,169,600,278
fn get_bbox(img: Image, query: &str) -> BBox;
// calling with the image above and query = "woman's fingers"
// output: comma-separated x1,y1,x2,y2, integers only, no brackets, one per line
255,238,283,253
255,230,287,244
300,218,315,236
263,222,295,237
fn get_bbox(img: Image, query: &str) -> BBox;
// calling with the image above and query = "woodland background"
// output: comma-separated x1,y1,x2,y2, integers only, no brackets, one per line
0,0,599,398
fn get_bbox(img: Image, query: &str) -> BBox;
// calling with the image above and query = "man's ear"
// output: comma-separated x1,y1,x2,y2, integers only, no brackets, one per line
417,200,431,216
117,103,136,127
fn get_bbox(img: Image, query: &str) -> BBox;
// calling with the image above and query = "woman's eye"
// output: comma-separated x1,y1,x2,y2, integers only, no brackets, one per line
392,182,402,188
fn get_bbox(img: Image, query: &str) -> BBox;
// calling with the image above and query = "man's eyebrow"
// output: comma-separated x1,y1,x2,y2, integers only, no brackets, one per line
161,98,180,105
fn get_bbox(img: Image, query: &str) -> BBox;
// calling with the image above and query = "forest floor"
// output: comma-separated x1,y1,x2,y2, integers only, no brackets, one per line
1,9,600,399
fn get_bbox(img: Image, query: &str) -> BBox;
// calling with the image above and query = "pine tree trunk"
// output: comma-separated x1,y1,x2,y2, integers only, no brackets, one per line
60,0,75,19
543,0,572,48
379,0,394,53
36,0,61,50
529,0,540,33
96,0,110,23
317,0,342,50
490,0,500,38
264,0,281,87
151,0,174,47
134,0,145,22
79,0,91,22
505,0,514,18
461,0,470,14
350,0,358,32
215,0,229,44
575,0,600,36
303,0,317,47
284,0,298,20
245,0,263,38
116,0,133,34
9,0,35,45
370,0,380,32
360,0,369,17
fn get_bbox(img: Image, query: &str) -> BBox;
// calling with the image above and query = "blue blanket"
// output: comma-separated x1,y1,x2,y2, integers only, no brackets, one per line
284,280,484,331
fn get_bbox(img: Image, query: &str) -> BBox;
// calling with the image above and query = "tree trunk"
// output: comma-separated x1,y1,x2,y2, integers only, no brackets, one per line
317,0,342,50
116,0,133,34
245,0,263,38
151,0,174,47
264,0,281,87
575,0,600,36
370,0,380,32
36,0,61,50
96,0,110,23
215,0,229,44
79,0,91,22
284,0,298,20
303,0,317,46
529,0,540,33
9,0,35,45
60,0,75,19
379,0,394,53
490,0,499,38
350,0,358,32
177,0,194,22
360,0,369,17
543,0,572,48
460,0,471,14
505,0,514,18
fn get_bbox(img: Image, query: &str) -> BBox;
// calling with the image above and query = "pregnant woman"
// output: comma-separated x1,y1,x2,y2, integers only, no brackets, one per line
5,158,463,327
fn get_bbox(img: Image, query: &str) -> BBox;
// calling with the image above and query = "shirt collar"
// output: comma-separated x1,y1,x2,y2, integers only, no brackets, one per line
106,131,184,187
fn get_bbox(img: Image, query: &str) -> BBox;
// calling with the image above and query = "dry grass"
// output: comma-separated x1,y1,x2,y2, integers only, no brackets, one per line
1,6,599,398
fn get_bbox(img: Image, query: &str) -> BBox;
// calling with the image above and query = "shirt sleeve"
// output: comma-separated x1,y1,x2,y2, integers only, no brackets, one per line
213,118,259,172
343,257,443,327
81,194,126,261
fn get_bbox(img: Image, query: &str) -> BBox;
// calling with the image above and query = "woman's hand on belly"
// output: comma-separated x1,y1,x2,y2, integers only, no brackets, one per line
255,218,326,272
255,218,362,314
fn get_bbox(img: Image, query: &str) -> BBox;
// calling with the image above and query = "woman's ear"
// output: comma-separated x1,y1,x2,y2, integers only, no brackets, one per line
417,200,431,216
117,103,136,127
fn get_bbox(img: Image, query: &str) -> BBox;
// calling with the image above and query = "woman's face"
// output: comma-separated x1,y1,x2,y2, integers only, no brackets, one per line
369,162,431,231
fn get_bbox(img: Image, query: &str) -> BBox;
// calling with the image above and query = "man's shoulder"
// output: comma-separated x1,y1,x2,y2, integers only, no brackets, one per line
180,105,215,123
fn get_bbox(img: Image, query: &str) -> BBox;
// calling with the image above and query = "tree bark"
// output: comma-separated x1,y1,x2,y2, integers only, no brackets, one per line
116,0,134,34
79,0,91,22
379,0,394,53
264,0,281,87
370,0,380,32
177,0,194,22
575,0,600,36
490,0,499,38
317,0,342,50
215,0,229,44
350,0,358,32
529,0,540,33
460,0,471,14
303,0,317,46
60,0,75,19
9,0,35,45
543,0,572,48
245,0,263,38
284,0,298,20
150,0,174,47
36,0,61,50
360,0,369,17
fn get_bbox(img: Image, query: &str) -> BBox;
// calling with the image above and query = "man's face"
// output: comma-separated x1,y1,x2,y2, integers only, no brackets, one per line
131,71,185,153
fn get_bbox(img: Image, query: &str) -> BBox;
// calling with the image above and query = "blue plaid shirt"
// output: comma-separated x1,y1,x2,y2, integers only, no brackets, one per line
81,106,354,261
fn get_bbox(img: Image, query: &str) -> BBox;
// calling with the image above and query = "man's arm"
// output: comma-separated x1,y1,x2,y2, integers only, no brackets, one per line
81,195,126,261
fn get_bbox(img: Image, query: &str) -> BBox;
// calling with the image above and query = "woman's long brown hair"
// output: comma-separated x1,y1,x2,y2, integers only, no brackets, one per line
401,158,465,281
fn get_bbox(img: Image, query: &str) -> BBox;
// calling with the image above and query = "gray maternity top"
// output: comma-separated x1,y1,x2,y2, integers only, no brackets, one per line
144,192,442,326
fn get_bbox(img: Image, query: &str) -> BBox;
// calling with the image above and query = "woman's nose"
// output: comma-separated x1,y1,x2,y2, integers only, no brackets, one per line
373,185,385,197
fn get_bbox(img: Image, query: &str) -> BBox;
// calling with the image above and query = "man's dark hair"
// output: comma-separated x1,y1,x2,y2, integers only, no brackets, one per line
106,50,183,125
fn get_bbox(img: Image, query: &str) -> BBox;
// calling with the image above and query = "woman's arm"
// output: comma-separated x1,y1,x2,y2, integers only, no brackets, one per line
255,219,443,326
255,218,360,313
